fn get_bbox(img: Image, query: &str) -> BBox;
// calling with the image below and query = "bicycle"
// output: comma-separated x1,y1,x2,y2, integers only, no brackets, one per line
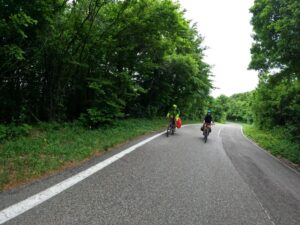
166,118,176,137
202,123,211,143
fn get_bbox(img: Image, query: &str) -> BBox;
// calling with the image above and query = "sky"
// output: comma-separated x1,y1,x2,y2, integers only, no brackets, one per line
177,0,258,97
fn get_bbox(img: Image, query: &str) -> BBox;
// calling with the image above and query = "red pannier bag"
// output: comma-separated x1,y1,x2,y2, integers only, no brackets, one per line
176,117,182,128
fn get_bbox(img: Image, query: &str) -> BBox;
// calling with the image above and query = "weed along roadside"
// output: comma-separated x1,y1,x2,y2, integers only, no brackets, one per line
0,118,168,191
243,124,300,167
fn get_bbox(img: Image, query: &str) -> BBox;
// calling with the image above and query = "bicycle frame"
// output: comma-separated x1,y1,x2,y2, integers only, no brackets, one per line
203,123,211,143
166,117,176,137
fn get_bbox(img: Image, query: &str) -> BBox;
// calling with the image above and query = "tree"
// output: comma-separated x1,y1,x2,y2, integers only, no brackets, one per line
252,74,300,140
227,92,254,123
0,0,212,125
212,95,229,123
249,0,300,142
0,0,68,122
249,0,300,80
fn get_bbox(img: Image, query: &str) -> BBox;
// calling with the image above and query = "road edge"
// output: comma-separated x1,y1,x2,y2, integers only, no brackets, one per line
240,126,300,175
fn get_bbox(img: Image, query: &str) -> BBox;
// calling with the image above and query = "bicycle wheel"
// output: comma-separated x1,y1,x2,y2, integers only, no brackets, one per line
166,124,171,137
204,129,208,143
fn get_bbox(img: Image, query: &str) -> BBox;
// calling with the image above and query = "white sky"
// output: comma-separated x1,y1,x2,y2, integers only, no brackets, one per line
177,0,258,97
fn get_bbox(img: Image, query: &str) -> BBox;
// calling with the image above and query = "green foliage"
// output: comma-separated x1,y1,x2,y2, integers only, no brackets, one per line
211,92,254,124
0,0,212,126
212,95,229,123
0,0,67,122
0,125,7,141
0,118,166,190
227,92,254,123
250,0,300,79
252,74,300,141
249,0,300,144
0,124,33,142
243,125,300,164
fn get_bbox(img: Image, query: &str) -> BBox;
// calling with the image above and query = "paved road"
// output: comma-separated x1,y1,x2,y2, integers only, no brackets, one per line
0,124,299,225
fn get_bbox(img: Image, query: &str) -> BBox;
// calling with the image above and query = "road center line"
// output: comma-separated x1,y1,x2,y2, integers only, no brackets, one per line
0,131,166,224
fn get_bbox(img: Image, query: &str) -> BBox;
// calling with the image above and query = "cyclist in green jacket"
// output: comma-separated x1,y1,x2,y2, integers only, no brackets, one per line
166,104,180,128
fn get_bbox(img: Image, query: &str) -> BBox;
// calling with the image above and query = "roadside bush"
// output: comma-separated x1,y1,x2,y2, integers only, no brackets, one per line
0,125,8,141
0,123,33,142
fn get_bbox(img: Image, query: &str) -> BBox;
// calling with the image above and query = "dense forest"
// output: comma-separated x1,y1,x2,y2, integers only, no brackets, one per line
0,0,212,127
212,92,254,124
1,0,299,141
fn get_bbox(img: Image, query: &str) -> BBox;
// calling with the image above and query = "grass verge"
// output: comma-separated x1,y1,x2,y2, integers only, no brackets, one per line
243,124,300,165
0,118,169,191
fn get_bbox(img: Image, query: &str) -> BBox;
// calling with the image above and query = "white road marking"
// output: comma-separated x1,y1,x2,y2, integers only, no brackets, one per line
0,130,166,224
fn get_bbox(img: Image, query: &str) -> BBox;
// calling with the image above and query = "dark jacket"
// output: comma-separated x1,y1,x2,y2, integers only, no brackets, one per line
204,114,212,123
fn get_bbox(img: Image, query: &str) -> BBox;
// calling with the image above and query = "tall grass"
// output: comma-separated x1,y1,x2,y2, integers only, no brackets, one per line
0,118,167,191
243,124,300,165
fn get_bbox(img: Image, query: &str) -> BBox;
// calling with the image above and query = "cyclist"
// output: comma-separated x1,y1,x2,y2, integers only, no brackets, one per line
201,110,213,133
166,104,180,129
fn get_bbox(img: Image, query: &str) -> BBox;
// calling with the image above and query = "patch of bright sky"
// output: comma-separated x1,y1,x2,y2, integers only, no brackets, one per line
177,0,258,97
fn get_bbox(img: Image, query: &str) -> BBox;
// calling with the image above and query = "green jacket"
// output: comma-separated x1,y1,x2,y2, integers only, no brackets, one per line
167,108,180,119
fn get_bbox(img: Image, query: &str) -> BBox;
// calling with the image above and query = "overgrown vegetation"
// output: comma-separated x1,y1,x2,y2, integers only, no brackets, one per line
211,92,254,124
0,118,167,191
0,0,212,126
249,0,300,141
243,125,300,164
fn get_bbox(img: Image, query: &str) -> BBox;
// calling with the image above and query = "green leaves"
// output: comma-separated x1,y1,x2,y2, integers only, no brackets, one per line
212,92,254,124
10,12,37,38
250,0,300,78
252,74,300,140
0,0,212,125
249,0,300,143
4,44,25,60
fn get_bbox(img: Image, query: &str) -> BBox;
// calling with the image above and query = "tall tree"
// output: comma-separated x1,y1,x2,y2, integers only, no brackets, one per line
0,0,212,125
249,0,300,141
0,0,67,122
249,0,300,80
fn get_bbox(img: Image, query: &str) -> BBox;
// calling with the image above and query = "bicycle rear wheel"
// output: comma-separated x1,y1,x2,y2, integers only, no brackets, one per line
166,124,171,137
204,129,208,143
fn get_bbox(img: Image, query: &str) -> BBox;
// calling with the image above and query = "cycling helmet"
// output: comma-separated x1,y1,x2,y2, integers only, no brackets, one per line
173,104,177,108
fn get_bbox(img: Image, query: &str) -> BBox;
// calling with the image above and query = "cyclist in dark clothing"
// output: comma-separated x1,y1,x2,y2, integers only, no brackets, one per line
204,112,212,124
201,110,213,132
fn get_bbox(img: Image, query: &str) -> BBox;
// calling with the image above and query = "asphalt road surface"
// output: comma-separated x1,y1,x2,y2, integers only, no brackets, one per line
0,124,299,225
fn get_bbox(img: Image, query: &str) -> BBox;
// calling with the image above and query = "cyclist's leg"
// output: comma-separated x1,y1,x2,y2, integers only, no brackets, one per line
172,117,176,128
168,118,172,128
